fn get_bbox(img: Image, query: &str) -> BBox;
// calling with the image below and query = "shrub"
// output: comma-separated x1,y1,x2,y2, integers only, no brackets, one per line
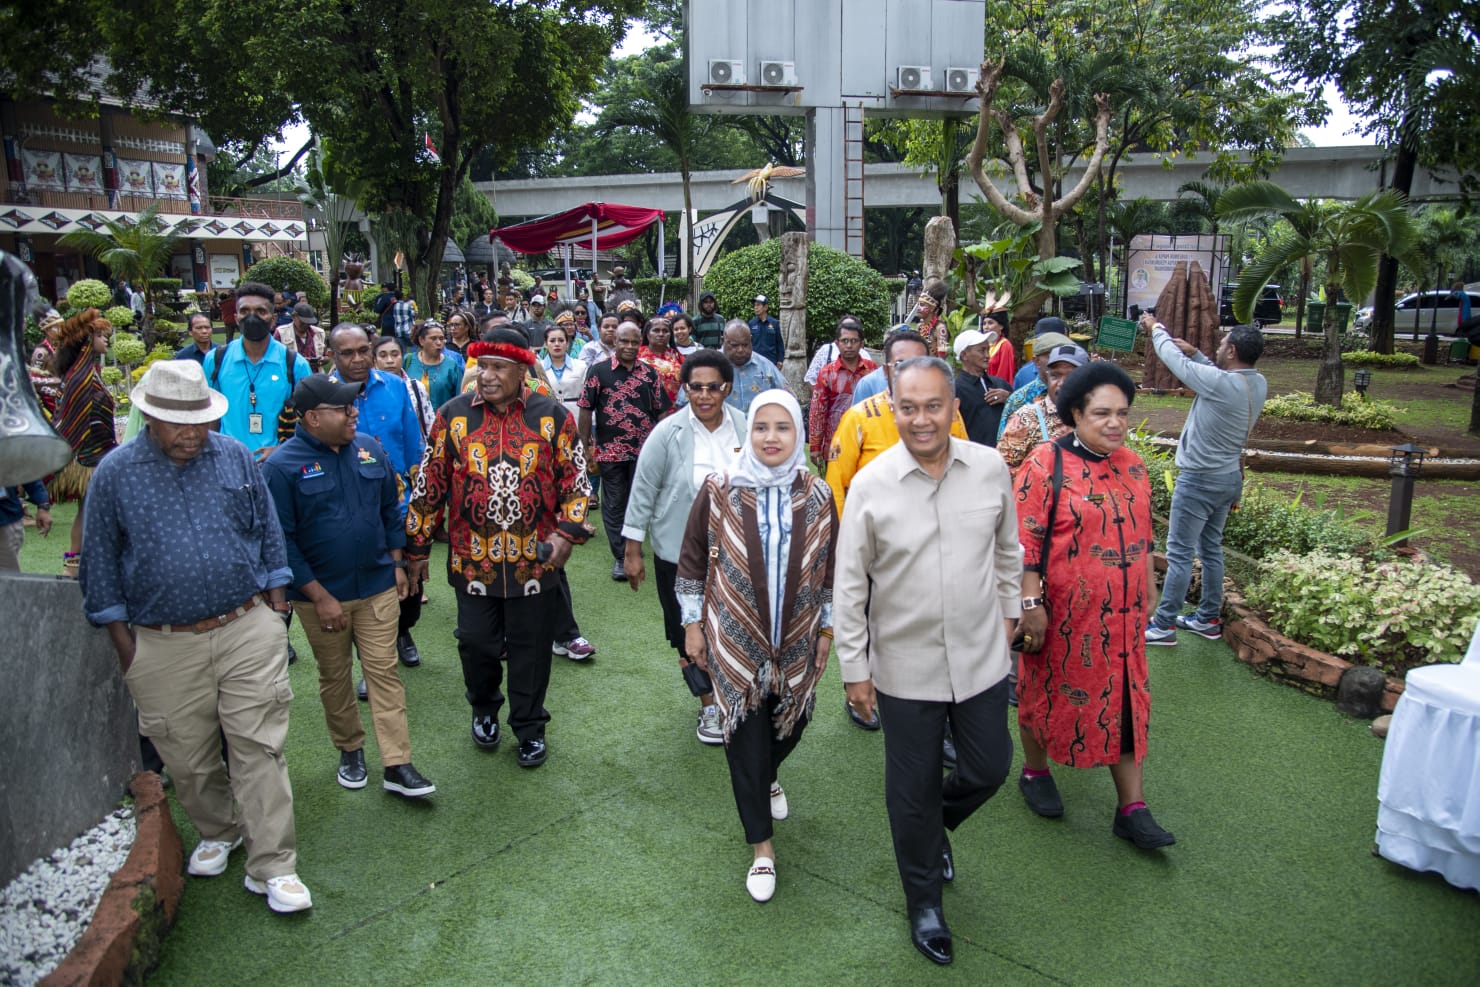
703,239,892,344
1245,551,1480,674
149,277,183,294
243,256,330,310
1342,350,1421,368
152,320,187,349
508,268,534,290
104,305,134,329
100,366,125,387
632,277,690,311
1222,482,1379,559
67,279,113,311
131,343,179,384
1261,391,1401,430
109,332,147,368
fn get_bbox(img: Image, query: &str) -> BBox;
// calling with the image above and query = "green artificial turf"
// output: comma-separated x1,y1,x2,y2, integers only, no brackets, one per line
16,506,1480,983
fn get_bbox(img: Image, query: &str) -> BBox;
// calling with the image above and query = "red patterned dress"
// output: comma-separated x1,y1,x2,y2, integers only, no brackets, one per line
638,344,684,403
1014,437,1154,767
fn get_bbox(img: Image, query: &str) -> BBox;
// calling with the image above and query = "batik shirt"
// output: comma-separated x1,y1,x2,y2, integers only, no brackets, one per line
578,357,671,463
406,388,590,597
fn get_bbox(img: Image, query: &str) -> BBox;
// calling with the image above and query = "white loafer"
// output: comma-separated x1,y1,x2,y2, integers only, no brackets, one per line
746,857,776,903
769,783,789,821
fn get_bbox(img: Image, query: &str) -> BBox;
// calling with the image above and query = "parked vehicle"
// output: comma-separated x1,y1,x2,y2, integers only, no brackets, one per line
1354,290,1480,333
1219,282,1284,325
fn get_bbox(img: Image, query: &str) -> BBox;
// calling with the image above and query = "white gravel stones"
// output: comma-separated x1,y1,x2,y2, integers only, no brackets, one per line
1,806,136,986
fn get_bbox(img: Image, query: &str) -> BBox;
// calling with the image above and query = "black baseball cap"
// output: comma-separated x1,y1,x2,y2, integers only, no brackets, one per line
292,374,363,412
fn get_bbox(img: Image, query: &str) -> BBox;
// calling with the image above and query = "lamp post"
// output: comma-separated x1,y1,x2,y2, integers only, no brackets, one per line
1354,368,1373,398
1386,443,1427,547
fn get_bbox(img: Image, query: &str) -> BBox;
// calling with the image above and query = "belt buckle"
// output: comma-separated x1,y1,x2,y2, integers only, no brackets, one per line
217,613,228,625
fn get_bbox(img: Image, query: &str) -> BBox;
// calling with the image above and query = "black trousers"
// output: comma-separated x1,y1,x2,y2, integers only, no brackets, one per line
877,678,1013,912
552,568,581,642
454,590,558,743
655,556,710,695
398,591,422,636
724,693,808,845
598,460,638,560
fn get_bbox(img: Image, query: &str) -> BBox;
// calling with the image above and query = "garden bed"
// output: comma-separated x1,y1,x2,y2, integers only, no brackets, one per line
1221,586,1405,712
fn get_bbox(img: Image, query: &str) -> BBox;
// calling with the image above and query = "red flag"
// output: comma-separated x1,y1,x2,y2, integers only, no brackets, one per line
424,134,441,164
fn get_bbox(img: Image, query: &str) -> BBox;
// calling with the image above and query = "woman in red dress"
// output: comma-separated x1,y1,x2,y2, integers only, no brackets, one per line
49,308,118,576
638,316,685,404
1012,361,1174,849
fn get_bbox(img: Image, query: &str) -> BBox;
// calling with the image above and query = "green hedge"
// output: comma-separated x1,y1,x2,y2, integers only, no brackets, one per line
703,239,892,344
1262,392,1401,430
243,256,330,311
1342,350,1421,368
632,277,689,312
66,279,113,311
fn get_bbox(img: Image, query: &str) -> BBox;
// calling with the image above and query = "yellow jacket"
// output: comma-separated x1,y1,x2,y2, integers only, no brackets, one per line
826,390,968,515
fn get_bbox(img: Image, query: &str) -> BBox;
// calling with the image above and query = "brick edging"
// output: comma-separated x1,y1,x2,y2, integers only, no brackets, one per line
1222,589,1405,712
40,772,184,987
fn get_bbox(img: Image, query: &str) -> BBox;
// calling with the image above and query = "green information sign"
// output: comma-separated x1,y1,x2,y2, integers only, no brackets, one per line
1097,316,1139,352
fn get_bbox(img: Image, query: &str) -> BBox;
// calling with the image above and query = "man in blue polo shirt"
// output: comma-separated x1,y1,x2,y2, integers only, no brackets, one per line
747,294,784,365
323,322,426,673
263,374,436,800
202,281,311,460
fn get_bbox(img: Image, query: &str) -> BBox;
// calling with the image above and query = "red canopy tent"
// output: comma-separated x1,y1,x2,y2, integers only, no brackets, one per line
491,202,666,291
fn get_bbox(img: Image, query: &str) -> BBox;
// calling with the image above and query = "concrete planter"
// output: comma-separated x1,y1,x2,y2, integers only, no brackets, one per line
41,773,183,987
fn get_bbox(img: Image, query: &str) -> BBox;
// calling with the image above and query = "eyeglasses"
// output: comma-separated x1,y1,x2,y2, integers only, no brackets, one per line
685,382,728,394
313,404,358,416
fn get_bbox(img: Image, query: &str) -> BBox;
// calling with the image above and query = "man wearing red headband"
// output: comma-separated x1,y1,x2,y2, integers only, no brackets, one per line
405,328,591,769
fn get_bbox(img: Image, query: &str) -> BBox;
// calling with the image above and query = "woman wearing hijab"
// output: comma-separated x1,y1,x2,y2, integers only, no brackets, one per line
676,390,838,903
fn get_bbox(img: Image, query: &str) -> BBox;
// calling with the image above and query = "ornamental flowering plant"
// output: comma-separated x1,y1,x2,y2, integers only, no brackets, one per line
1245,550,1480,674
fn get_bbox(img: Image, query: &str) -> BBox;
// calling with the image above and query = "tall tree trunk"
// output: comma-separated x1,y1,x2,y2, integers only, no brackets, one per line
1314,276,1345,406
1294,259,1311,341
1371,131,1419,355
682,166,695,308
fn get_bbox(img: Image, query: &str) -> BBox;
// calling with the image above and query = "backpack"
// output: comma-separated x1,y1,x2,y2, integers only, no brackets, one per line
209,343,300,444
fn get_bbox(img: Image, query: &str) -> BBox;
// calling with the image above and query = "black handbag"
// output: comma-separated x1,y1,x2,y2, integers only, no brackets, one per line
680,658,713,698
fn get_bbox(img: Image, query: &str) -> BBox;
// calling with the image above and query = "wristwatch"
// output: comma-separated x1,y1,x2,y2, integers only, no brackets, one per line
393,560,408,569
1021,597,1043,610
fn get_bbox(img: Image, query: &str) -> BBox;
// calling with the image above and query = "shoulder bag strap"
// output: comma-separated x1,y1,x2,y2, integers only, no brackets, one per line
1041,443,1063,584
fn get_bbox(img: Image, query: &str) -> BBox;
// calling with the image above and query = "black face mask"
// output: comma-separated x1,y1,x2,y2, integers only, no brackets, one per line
240,313,271,342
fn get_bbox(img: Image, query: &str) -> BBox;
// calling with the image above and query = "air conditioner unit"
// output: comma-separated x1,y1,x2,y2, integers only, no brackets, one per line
708,59,744,86
896,65,933,91
759,60,797,87
945,66,979,93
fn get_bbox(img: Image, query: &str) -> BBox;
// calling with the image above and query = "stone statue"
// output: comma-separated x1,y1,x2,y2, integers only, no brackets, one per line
778,232,808,396
922,216,956,293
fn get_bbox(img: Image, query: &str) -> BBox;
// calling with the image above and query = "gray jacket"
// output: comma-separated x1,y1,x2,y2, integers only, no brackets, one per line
620,405,748,563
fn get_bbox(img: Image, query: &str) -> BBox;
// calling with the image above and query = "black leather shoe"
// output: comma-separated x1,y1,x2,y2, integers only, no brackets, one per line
941,730,957,771
846,699,881,731
1113,806,1176,849
941,834,954,883
909,906,953,966
611,561,627,581
471,715,500,751
517,737,547,768
337,749,367,790
383,763,436,798
356,677,368,702
1019,773,1065,818
397,633,421,668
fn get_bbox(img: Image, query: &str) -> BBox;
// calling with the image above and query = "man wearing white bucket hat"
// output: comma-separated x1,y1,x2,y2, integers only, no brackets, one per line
81,360,313,914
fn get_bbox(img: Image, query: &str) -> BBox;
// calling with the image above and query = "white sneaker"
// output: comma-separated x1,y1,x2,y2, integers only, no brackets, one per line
244,873,313,913
187,837,242,877
769,783,789,821
746,857,776,903
696,705,723,745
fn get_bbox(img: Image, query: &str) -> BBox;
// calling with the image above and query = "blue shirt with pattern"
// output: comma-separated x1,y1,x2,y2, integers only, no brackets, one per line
81,431,293,626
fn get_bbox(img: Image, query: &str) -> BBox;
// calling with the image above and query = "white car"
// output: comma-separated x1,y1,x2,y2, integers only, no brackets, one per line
1354,289,1480,333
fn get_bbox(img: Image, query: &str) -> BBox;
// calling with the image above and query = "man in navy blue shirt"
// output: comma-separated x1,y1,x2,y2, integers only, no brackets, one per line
324,323,426,671
81,360,312,914
748,294,784,365
263,375,436,800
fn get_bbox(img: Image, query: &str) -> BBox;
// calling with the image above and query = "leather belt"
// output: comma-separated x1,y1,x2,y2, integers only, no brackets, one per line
138,595,263,634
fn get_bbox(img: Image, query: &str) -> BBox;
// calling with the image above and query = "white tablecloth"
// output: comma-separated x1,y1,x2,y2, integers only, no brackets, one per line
1375,625,1480,892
